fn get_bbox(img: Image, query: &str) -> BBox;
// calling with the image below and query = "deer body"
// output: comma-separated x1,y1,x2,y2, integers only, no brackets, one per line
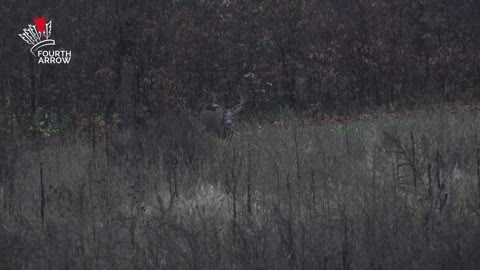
198,99,245,140
199,110,226,138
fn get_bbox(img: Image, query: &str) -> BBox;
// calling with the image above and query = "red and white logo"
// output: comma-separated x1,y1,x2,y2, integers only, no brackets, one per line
19,16,71,64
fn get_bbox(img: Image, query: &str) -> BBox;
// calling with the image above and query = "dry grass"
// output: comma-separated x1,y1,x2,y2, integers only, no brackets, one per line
1,109,480,269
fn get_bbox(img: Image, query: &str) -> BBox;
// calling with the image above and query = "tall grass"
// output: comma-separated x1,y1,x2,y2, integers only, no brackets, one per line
1,109,480,269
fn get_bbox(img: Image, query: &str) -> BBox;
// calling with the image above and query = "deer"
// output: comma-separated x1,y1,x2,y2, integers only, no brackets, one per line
199,95,246,140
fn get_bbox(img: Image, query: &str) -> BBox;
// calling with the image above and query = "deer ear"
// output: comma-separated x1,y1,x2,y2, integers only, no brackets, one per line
212,104,224,113
232,104,243,114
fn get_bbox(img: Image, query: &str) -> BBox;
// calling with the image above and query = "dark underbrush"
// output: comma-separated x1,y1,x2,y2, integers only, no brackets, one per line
1,109,480,269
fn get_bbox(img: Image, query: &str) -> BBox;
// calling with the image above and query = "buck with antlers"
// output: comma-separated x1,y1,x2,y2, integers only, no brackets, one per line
199,94,246,140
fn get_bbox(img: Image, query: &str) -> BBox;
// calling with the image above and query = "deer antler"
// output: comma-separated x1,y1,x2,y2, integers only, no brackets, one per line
232,88,247,113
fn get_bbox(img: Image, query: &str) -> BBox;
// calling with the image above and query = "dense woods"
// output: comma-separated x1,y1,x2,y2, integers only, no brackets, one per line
3,1,480,269
1,0,480,134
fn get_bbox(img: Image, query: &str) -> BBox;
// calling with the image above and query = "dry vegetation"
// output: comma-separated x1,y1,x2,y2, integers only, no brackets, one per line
1,109,480,269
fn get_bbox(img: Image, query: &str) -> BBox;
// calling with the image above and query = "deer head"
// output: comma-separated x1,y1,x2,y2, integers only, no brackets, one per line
199,96,245,140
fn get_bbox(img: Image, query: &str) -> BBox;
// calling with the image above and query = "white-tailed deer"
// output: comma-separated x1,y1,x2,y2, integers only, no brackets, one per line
199,97,245,140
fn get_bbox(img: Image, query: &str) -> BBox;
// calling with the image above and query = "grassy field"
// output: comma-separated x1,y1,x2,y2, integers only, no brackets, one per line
1,108,480,269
